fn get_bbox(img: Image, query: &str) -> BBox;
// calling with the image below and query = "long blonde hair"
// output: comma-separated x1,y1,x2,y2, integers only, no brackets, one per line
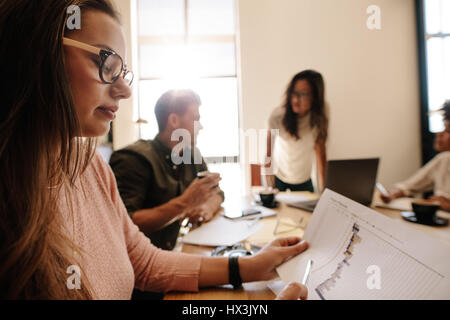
0,0,119,299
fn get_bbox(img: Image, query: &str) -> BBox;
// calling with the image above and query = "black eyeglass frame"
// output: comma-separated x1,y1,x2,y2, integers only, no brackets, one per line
63,37,134,86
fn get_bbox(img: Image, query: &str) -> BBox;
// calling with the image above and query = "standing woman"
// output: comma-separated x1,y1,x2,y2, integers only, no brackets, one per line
265,70,328,192
0,0,308,299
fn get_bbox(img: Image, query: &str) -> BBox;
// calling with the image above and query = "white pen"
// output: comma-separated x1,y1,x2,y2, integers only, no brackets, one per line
302,259,313,286
248,216,262,227
376,182,388,196
273,217,280,235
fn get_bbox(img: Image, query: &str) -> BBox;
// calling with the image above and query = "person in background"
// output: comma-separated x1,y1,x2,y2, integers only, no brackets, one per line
0,0,308,300
264,70,328,192
109,89,224,252
380,101,450,211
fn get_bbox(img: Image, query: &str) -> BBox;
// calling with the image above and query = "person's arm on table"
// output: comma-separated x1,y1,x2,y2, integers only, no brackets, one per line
202,192,223,220
132,197,190,233
186,156,225,224
380,189,406,203
380,155,443,203
428,195,450,212
314,141,327,190
186,192,224,224
110,151,221,233
198,237,308,286
132,174,221,233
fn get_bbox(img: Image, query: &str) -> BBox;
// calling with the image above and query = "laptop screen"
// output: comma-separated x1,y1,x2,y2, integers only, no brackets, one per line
324,158,380,206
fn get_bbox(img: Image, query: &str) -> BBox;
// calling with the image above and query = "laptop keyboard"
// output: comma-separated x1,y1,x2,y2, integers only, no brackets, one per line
288,199,319,212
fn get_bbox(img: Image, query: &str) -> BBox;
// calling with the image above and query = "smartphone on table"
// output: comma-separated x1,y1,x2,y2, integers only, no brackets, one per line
224,208,261,220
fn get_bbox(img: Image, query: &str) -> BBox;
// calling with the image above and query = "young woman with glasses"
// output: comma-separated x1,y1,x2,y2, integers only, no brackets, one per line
0,0,308,300
265,70,329,193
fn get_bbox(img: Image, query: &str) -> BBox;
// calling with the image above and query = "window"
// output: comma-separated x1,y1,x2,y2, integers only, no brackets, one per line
424,0,450,133
135,0,242,197
417,0,450,163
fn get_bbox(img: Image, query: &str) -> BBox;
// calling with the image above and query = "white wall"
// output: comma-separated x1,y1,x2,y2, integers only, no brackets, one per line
112,0,422,190
111,0,140,150
238,0,422,189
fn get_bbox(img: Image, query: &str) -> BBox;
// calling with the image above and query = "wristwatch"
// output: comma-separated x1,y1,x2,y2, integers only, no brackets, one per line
228,256,243,289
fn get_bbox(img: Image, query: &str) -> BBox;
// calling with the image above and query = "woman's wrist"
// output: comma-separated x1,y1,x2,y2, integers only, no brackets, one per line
441,199,450,211
392,190,405,199
238,255,257,283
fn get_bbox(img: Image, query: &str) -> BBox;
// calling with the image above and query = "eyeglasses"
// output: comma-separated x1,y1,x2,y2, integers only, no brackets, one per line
63,37,134,87
291,91,312,100
273,216,306,235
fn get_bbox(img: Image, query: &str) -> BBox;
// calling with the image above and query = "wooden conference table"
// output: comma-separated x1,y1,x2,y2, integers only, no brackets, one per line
164,191,450,300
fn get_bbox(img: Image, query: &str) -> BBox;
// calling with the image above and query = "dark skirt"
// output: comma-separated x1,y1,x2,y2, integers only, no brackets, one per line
275,176,314,192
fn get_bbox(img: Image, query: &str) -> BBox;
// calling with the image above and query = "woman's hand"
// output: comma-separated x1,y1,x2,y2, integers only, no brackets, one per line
239,237,309,282
380,193,394,203
428,195,450,212
275,282,308,300
380,190,405,203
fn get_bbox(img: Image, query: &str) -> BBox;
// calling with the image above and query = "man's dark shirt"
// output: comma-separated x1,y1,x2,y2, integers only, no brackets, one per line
109,137,223,250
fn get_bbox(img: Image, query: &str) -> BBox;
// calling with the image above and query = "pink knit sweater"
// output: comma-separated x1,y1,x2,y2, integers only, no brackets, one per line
58,151,202,299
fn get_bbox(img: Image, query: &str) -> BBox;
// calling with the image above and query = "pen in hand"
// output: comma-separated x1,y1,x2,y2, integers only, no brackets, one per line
302,259,313,286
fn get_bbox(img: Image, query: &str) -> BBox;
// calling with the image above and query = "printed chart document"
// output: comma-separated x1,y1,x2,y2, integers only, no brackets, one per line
277,189,450,300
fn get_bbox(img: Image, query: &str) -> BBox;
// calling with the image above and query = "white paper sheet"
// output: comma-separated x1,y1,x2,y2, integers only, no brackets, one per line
373,197,413,211
223,205,277,220
181,216,263,246
277,189,450,300
267,279,286,297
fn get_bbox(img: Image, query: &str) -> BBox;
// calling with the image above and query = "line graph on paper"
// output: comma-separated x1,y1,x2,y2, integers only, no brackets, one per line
315,223,361,300
277,190,450,300
306,203,445,300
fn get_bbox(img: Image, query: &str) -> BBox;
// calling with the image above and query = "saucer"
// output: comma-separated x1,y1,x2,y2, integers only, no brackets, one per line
401,211,448,227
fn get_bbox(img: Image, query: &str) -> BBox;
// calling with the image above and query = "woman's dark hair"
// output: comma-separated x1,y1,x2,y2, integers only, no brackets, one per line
0,0,119,299
281,70,328,143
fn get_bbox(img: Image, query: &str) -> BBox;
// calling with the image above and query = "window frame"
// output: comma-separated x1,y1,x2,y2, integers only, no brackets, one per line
416,0,437,164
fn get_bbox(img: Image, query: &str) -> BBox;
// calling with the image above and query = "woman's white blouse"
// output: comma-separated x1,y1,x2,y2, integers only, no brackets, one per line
268,106,318,184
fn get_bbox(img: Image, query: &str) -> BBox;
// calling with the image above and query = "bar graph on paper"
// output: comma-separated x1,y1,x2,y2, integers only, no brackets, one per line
307,204,444,300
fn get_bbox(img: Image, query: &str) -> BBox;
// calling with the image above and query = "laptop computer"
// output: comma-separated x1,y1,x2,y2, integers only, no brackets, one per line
288,158,380,212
